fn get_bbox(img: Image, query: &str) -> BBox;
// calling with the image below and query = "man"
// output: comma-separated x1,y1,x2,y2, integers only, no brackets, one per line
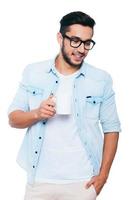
8,11,121,200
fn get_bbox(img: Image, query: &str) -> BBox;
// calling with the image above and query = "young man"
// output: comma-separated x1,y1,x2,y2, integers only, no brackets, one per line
8,11,121,200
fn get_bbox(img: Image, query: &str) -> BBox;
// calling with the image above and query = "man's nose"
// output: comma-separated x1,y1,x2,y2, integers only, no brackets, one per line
77,42,85,53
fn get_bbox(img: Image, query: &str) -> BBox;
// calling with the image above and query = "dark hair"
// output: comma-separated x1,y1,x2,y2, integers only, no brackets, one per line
60,11,96,35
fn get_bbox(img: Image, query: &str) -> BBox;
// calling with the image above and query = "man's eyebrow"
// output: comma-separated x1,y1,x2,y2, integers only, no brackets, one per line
70,36,81,39
70,35,92,41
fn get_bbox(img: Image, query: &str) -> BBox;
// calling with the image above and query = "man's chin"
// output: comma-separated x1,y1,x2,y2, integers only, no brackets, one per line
62,51,83,68
71,60,83,68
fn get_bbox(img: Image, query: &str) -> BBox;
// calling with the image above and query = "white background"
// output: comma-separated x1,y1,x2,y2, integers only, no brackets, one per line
0,0,133,199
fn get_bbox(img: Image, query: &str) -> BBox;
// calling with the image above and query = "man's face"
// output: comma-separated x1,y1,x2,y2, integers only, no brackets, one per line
59,24,94,68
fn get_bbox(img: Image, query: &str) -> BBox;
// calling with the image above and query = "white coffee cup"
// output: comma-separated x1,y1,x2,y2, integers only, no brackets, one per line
52,94,71,115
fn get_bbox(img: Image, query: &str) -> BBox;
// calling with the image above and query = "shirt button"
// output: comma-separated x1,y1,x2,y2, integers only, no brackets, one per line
33,165,35,168
93,101,96,104
43,121,46,125
56,81,58,83
35,151,38,154
33,91,35,94
39,136,42,139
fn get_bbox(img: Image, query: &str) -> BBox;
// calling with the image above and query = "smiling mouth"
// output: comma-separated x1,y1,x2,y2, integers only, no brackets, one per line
72,53,85,62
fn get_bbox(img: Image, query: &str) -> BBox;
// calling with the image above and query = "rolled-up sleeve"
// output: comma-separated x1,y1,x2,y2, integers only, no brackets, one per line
8,65,30,114
100,74,121,133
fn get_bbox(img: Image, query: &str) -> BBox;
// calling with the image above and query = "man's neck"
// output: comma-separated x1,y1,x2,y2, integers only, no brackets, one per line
55,54,80,75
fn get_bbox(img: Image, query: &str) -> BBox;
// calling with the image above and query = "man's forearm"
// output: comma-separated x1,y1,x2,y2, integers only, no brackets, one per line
84,132,119,194
8,109,40,129
99,132,119,180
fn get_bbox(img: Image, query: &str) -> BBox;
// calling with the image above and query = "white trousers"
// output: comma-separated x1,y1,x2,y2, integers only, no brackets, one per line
24,181,97,200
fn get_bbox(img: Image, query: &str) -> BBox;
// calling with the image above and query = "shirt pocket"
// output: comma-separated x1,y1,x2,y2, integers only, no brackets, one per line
86,96,103,119
26,86,44,109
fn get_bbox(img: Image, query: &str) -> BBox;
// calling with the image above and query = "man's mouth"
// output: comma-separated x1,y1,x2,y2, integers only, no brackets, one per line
72,53,85,62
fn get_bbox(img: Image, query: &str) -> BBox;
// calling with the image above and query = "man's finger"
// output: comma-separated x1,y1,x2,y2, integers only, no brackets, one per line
48,102,55,107
85,179,94,189
49,94,54,99
45,105,56,112
48,96,56,106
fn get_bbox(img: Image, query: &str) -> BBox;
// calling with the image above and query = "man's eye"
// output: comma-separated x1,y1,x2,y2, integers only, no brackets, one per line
71,38,80,43
85,41,91,45
73,41,80,44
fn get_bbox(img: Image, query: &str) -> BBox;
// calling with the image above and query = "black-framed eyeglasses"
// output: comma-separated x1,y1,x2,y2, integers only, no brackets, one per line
62,34,96,50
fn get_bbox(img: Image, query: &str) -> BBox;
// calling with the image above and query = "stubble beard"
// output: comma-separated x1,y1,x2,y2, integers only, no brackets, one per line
61,45,84,69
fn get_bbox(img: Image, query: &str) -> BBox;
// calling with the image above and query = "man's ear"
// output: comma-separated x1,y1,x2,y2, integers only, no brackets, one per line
57,32,63,47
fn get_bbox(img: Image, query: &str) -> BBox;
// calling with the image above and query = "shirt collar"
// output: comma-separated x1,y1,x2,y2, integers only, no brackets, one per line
46,57,86,77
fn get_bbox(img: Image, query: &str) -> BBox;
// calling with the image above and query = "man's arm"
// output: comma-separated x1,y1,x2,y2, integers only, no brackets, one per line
85,132,119,195
99,132,119,179
84,73,121,194
8,109,40,129
8,96,56,129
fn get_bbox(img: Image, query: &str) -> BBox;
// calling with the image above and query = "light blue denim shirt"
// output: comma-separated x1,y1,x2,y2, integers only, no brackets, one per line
8,58,121,184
